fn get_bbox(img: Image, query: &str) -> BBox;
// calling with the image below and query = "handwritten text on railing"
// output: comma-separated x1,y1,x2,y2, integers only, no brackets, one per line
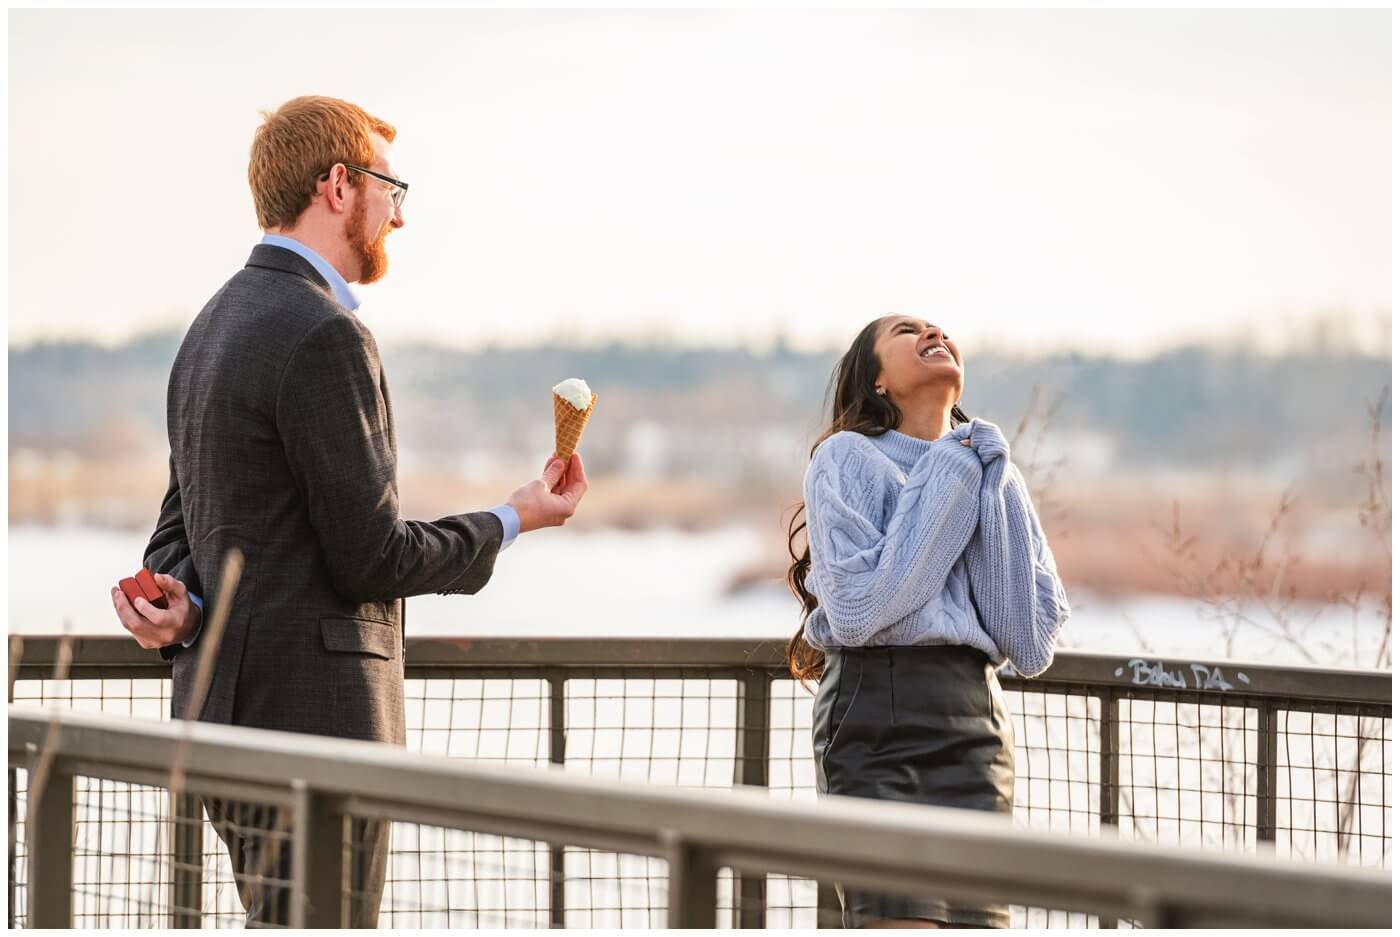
1114,659,1252,692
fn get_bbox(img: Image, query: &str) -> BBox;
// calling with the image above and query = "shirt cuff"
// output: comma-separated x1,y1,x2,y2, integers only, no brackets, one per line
181,592,205,648
488,504,521,551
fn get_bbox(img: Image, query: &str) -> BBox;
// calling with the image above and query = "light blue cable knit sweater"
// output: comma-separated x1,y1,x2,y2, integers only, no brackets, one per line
802,418,1071,677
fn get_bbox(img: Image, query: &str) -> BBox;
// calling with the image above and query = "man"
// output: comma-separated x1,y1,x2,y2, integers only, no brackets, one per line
109,95,588,925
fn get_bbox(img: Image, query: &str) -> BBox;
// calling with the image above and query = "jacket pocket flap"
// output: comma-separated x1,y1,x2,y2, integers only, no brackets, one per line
320,617,400,661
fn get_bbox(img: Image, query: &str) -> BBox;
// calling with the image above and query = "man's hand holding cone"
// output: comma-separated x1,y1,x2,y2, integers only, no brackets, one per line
508,453,589,533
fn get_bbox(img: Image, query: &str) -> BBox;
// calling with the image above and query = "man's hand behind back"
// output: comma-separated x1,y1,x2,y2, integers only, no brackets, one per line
112,573,202,650
508,453,589,534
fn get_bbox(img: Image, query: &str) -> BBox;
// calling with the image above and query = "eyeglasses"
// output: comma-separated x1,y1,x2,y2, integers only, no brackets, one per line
327,163,409,210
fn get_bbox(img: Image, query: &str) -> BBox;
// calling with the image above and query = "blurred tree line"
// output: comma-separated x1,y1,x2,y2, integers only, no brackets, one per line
9,327,1389,480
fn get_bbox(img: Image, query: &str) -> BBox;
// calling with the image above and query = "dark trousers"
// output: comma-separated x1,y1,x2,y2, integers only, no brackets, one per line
204,798,389,927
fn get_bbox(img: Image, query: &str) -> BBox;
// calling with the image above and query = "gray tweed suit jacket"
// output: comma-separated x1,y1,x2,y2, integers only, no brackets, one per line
145,245,503,744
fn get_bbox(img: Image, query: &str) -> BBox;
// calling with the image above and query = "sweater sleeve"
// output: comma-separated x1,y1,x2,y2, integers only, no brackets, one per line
964,421,1071,677
804,432,983,645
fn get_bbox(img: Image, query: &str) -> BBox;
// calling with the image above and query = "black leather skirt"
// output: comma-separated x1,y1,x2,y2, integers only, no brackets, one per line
812,644,1016,928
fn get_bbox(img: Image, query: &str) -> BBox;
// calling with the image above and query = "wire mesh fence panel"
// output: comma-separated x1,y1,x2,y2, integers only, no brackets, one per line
391,676,554,927
758,874,824,929
12,767,291,929
10,677,171,719
764,677,822,928
1117,696,1259,854
71,776,171,929
1275,705,1392,866
404,677,550,763
561,848,669,929
768,677,818,799
561,675,739,786
1007,685,1103,837
197,806,252,928
560,675,739,924
376,822,550,928
7,651,1392,929
11,767,28,929
1004,684,1105,928
10,679,175,929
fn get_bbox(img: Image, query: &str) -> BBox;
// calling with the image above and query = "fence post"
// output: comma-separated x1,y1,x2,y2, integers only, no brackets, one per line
816,882,843,928
733,671,771,928
663,831,717,929
548,670,568,928
169,791,203,927
291,780,344,928
1097,691,1120,928
1256,701,1278,852
28,760,74,928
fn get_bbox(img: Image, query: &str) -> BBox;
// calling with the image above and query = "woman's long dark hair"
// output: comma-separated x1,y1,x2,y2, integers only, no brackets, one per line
785,318,969,686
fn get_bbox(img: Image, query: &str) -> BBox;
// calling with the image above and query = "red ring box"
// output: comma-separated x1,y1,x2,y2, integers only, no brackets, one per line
119,568,169,610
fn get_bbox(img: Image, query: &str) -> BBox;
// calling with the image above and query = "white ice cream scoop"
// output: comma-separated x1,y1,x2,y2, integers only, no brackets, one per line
552,377,594,410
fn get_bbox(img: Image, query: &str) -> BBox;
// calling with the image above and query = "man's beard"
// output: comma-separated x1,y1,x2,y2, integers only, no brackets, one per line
347,196,391,284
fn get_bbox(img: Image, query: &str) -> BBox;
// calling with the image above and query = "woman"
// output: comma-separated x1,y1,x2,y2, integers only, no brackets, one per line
787,315,1071,929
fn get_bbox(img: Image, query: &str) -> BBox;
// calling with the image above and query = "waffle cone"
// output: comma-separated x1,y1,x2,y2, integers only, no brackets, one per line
553,392,597,460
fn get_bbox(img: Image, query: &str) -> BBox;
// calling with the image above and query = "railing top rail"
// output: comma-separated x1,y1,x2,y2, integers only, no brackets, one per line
9,635,1391,706
9,705,1391,928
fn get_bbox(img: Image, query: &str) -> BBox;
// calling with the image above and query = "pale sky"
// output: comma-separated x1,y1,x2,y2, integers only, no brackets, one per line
8,8,1391,356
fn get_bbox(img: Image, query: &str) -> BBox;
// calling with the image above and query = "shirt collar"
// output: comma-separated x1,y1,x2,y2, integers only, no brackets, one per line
258,234,360,311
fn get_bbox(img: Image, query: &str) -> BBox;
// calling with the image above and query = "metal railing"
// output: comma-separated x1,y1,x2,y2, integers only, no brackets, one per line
9,706,1392,929
8,636,1392,927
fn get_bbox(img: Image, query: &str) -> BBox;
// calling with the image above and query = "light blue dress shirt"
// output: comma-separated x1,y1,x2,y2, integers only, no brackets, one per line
259,233,361,310
178,237,521,646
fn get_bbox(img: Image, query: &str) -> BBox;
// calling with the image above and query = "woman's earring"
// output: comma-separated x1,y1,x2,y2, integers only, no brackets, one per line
876,387,886,397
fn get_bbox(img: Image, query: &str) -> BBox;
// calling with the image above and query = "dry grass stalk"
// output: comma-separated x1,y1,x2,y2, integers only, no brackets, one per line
166,547,243,801
1008,383,1071,538
1334,387,1390,857
24,627,73,837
